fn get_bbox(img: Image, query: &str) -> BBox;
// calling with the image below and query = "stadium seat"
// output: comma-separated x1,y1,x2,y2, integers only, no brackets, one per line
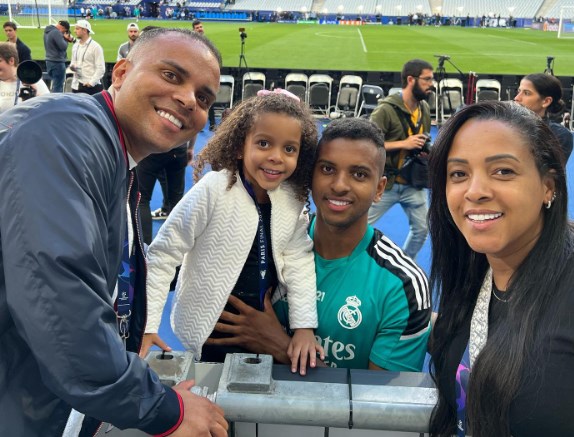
476,78,501,102
285,73,309,103
335,75,363,117
357,84,384,116
387,87,402,96
213,74,235,116
242,72,266,100
439,78,464,121
308,74,334,118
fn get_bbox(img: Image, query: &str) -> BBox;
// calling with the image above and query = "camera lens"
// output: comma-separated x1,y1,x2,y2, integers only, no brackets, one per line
17,60,43,85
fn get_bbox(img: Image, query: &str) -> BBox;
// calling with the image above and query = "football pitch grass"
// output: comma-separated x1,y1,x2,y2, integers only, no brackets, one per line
9,19,574,75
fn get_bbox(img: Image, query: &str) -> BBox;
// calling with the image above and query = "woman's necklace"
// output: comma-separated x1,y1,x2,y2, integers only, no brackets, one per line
492,281,509,303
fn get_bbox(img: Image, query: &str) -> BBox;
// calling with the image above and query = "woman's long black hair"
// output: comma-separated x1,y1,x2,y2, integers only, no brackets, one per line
427,101,571,437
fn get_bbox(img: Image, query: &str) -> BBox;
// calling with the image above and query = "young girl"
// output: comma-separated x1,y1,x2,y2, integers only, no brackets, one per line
142,90,324,374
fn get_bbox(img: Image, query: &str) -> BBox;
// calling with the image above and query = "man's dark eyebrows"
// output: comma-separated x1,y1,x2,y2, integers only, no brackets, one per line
315,158,335,167
349,164,374,174
161,59,189,78
160,59,217,100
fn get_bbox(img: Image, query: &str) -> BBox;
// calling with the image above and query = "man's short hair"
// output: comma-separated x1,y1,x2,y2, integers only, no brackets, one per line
192,19,202,28
128,27,221,67
401,59,433,88
58,20,70,31
3,21,17,30
318,117,386,174
0,41,18,65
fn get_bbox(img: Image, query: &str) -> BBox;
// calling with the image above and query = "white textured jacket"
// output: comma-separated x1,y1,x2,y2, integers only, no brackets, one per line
146,170,318,360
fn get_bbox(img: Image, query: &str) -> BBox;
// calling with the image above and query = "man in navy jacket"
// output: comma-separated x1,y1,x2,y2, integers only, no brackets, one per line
0,28,226,436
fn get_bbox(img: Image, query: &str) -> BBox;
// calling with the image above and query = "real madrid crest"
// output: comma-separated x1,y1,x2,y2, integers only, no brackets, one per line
337,295,362,329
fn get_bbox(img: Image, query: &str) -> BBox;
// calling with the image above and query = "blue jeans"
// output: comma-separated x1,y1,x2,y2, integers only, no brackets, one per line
368,183,428,260
45,61,66,93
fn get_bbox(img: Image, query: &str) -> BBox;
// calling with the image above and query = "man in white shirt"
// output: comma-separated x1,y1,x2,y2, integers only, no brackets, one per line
70,19,105,95
117,22,139,61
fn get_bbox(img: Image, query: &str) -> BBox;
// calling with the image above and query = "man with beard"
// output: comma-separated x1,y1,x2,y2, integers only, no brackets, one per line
117,22,139,60
368,59,433,260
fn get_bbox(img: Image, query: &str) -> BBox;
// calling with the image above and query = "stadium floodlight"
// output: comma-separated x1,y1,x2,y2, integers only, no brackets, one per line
7,0,69,29
558,6,574,39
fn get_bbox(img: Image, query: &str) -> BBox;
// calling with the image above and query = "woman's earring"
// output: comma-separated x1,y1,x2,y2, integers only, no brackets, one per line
546,192,557,209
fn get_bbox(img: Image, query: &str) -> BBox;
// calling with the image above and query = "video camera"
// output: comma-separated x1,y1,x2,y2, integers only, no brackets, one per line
239,27,247,40
17,60,43,101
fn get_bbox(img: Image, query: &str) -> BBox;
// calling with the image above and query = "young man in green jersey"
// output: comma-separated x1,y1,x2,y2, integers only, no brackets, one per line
206,117,432,371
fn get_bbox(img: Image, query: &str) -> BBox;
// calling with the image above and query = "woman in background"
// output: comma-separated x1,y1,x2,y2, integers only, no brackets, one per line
514,73,573,161
428,101,574,437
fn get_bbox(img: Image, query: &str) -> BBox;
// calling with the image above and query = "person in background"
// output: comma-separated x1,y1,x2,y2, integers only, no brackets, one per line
117,22,139,61
0,42,49,113
69,20,105,95
368,59,434,261
3,21,31,63
0,27,226,436
206,117,432,371
43,19,74,93
514,73,573,162
428,101,574,437
142,91,324,375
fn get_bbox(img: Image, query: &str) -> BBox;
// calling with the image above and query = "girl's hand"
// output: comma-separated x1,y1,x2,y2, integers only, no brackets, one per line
287,328,325,376
139,333,172,358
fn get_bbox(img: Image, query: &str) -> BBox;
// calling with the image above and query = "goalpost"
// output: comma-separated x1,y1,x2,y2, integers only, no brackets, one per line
558,5,574,38
6,0,69,29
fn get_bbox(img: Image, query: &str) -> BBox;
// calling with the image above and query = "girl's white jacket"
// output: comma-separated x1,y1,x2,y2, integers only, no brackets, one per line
145,170,318,360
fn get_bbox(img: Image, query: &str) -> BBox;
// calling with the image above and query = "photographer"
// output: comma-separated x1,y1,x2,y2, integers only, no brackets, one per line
0,42,48,113
368,59,434,261
43,19,74,93
69,20,105,95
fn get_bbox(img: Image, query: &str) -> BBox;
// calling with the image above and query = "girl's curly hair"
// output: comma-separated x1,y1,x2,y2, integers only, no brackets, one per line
194,93,318,203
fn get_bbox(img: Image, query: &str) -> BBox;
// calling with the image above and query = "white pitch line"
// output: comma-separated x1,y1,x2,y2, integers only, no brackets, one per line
357,28,367,53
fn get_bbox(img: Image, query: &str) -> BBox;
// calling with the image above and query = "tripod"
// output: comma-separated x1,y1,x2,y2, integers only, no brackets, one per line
238,33,249,71
434,55,466,126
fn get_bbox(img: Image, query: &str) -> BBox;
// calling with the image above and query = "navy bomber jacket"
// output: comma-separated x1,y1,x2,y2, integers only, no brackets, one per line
0,92,181,436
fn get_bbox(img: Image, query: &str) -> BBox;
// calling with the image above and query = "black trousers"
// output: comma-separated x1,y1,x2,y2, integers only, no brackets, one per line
136,145,187,244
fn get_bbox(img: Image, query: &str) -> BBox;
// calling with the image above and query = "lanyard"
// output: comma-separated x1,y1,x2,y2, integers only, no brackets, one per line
115,172,136,340
13,79,20,106
72,38,93,69
93,91,133,338
241,175,270,308
455,340,471,436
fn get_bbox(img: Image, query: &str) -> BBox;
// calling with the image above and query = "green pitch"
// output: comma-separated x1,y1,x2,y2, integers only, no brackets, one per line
10,19,574,75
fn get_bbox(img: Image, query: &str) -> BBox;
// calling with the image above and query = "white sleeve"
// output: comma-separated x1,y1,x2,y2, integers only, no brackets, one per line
89,43,106,85
145,173,219,332
283,211,318,329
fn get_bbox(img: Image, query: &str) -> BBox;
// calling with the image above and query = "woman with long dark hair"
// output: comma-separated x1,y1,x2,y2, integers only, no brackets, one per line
514,73,573,161
428,101,574,437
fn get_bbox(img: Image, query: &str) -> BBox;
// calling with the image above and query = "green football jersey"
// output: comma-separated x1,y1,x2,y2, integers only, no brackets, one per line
274,222,431,370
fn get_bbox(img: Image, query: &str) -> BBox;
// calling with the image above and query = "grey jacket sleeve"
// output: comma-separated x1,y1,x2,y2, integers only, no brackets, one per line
0,102,181,434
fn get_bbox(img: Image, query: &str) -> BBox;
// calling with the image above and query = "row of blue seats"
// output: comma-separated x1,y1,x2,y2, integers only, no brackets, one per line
195,11,249,20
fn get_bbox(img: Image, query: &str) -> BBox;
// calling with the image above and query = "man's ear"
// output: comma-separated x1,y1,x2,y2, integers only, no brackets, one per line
111,59,129,90
374,176,387,203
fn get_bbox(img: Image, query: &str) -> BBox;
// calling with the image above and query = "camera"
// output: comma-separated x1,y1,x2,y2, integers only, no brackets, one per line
239,27,247,40
17,60,43,101
421,134,432,154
